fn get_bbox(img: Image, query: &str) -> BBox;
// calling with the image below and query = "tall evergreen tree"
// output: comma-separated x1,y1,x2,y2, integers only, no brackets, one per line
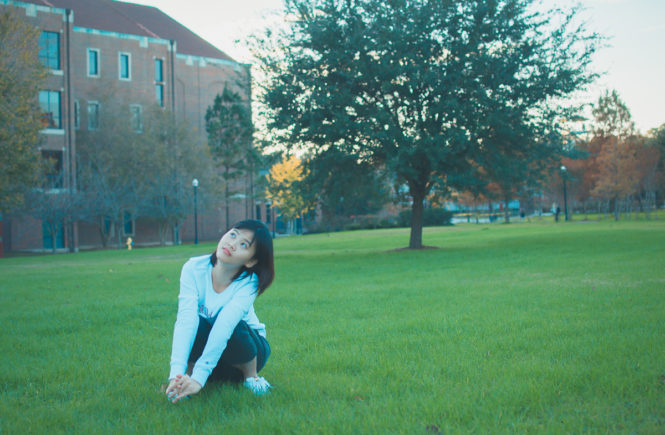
205,85,254,229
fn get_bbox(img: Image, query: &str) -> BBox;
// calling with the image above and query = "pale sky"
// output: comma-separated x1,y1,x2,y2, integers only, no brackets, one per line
123,0,665,133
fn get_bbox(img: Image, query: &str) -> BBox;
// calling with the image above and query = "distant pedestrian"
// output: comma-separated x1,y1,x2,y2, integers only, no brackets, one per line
165,220,275,403
555,207,561,222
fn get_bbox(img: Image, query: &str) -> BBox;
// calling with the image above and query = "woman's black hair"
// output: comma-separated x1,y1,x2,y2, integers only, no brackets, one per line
210,219,274,295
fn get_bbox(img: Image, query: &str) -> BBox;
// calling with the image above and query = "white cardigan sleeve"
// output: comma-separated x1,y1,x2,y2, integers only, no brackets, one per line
190,275,258,387
168,260,200,380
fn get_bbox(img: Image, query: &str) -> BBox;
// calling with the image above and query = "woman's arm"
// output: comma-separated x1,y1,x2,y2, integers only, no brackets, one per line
189,276,258,388
168,261,200,381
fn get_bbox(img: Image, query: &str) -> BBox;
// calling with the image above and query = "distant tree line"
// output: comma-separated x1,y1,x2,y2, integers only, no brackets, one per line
551,91,665,221
452,90,665,222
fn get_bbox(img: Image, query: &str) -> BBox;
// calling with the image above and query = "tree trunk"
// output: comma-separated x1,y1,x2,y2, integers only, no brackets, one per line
66,222,73,253
50,225,57,254
159,221,168,246
224,170,230,231
503,196,510,223
613,196,620,221
583,200,588,220
116,222,123,249
98,226,108,248
409,190,425,249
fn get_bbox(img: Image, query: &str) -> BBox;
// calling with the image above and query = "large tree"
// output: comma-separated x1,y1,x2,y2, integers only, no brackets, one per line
76,91,147,248
590,90,639,220
205,85,254,229
77,88,215,247
258,0,599,248
0,10,47,213
140,106,216,245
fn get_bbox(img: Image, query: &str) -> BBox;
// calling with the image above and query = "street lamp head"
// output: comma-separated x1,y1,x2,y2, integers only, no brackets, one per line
192,178,199,187
560,165,567,173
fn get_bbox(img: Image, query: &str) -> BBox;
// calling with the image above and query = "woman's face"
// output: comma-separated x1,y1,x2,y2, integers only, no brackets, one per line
216,228,257,268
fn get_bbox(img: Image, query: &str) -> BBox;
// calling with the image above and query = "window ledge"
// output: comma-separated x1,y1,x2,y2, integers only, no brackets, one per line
41,129,65,135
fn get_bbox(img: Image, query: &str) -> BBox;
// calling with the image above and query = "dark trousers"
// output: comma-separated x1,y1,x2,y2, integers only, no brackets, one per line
189,316,270,382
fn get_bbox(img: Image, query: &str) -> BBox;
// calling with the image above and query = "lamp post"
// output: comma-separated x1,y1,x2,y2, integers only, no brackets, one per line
560,165,569,221
192,178,199,244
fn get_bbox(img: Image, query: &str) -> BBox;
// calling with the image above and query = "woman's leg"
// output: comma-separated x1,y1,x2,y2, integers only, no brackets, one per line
209,321,270,382
189,317,270,383
233,357,258,379
233,331,270,378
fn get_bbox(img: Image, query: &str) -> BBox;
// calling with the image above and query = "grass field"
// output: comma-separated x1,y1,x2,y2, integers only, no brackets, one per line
1,219,664,433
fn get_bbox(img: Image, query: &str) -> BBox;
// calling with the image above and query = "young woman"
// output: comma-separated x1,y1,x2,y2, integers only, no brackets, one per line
165,220,274,403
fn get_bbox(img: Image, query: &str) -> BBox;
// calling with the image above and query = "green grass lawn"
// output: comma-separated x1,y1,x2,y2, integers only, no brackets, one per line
1,220,664,433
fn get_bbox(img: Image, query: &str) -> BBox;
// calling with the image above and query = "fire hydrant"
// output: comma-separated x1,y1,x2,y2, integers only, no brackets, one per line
126,237,134,250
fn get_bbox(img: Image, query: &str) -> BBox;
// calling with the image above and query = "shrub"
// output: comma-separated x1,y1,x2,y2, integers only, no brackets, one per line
344,215,380,231
398,208,453,227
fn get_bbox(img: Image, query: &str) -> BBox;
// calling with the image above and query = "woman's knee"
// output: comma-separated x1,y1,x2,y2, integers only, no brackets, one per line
223,322,258,364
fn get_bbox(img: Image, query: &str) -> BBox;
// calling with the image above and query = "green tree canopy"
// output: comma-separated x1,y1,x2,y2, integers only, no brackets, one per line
0,10,47,212
258,0,599,248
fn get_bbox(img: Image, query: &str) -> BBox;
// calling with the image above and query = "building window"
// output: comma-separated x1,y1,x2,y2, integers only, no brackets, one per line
38,31,60,70
87,48,100,77
155,58,165,106
130,104,143,132
119,52,131,80
39,90,61,129
41,150,63,188
88,101,100,130
155,58,163,82
155,84,164,107
123,211,135,236
74,100,80,130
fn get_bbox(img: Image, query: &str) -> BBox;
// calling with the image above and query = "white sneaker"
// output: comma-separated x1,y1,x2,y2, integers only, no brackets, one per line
243,376,271,396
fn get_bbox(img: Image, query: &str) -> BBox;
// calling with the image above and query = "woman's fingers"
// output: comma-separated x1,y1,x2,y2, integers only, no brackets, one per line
165,375,201,403
173,392,189,403
165,376,184,402
169,378,201,403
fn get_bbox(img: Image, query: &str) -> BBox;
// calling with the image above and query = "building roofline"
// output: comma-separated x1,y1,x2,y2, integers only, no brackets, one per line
3,0,239,63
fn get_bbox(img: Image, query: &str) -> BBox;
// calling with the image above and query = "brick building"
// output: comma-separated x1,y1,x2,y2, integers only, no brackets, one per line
1,0,270,252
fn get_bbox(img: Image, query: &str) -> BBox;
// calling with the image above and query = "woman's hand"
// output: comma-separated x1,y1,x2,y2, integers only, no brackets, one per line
166,374,202,403
165,378,180,400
